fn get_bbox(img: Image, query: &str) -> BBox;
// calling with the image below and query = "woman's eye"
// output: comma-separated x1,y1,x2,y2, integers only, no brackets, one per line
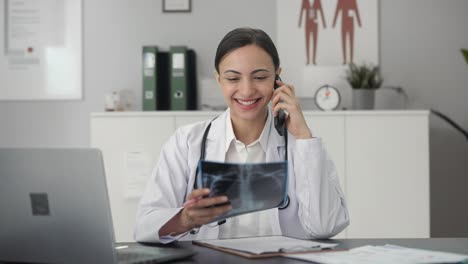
254,76,268,80
226,78,239,82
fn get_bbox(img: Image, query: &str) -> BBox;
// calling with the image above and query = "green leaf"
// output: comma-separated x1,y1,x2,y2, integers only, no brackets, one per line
345,63,383,89
462,49,468,64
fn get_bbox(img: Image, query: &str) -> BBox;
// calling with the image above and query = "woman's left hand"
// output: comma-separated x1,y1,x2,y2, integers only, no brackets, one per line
272,79,312,139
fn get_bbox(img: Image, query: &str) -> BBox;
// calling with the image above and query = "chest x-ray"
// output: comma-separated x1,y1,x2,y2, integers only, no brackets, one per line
198,160,288,222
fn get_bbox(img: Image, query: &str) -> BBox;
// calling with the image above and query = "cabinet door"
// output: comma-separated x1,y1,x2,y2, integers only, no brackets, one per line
91,115,175,242
345,113,429,238
303,113,347,238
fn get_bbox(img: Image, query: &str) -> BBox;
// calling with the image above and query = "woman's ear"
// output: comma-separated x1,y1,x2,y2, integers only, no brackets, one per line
276,67,282,76
214,69,221,88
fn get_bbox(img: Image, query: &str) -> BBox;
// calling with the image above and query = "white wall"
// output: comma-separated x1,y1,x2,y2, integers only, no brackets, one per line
0,0,467,237
380,0,468,237
0,0,276,147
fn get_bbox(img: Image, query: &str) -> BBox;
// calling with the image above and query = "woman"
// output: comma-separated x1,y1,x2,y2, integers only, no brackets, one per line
134,27,349,243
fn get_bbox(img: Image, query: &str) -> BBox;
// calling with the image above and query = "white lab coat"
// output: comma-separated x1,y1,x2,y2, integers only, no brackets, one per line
134,109,349,243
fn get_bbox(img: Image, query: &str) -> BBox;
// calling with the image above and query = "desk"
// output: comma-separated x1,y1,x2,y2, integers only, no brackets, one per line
133,238,468,264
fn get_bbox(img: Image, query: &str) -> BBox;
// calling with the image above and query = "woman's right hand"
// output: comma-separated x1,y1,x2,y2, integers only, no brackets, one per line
180,188,232,231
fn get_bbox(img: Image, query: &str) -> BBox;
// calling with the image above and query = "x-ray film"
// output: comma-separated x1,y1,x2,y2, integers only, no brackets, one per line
198,160,288,222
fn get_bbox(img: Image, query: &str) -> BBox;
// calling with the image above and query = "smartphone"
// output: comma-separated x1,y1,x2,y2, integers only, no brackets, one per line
274,74,286,136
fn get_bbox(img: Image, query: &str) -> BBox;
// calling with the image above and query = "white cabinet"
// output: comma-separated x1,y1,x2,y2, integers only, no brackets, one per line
90,110,429,242
344,112,430,238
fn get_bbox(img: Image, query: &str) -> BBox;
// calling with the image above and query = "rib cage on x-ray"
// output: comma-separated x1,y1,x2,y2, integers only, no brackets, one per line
199,161,288,222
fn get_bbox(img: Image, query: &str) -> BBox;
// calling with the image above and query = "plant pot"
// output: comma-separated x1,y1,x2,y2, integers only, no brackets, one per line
352,89,375,110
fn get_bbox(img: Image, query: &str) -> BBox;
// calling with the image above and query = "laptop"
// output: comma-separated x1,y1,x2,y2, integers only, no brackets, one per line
0,148,195,264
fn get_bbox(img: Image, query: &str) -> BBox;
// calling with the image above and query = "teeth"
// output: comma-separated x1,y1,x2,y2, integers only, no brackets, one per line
237,99,257,105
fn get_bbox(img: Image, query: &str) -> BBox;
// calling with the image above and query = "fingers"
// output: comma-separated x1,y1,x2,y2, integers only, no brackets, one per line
186,188,210,201
271,81,312,139
272,81,297,113
188,203,232,219
182,203,232,229
194,195,229,208
185,189,228,209
275,79,296,96
182,188,232,229
271,85,301,117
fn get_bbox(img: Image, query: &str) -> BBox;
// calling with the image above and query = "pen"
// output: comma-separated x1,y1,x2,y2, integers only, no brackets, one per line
279,245,321,253
115,245,129,250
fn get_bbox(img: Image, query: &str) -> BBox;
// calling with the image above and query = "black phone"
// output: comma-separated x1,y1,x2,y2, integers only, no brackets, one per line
274,74,286,136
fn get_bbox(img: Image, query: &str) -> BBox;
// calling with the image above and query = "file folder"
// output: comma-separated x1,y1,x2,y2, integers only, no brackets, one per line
157,52,170,110
169,46,197,110
142,46,158,111
142,46,169,111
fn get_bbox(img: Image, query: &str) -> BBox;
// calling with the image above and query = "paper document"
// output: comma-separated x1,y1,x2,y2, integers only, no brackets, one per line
196,236,338,255
285,244,468,264
124,150,152,199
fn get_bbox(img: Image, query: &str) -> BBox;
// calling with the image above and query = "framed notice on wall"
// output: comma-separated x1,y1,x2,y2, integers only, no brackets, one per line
163,0,191,13
0,0,82,100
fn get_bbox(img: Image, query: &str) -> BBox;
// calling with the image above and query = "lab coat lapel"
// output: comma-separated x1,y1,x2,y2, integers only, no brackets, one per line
204,110,228,162
266,119,286,162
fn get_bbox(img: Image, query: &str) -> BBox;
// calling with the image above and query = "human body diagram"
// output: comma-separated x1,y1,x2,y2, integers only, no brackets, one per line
298,0,363,65
298,0,326,65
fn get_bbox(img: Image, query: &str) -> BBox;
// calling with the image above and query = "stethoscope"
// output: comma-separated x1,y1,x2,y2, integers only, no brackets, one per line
189,115,290,235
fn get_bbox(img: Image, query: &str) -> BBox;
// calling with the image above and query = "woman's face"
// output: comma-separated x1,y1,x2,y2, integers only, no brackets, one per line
215,44,280,123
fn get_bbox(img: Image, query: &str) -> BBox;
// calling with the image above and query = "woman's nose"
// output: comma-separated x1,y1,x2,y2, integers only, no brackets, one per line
238,79,255,96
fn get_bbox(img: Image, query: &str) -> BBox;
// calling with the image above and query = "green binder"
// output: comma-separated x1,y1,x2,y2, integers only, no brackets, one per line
142,46,158,111
169,46,188,110
169,46,197,110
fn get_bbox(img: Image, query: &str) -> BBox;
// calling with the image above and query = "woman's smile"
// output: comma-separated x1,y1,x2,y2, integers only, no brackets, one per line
234,98,262,110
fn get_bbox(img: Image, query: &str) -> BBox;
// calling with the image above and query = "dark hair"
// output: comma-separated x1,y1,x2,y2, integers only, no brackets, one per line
214,27,280,73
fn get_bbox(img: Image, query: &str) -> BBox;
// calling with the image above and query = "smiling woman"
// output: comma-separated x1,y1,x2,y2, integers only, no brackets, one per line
134,27,349,244
215,45,277,135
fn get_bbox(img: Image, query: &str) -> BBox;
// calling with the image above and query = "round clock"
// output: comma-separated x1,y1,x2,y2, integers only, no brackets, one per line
314,85,341,111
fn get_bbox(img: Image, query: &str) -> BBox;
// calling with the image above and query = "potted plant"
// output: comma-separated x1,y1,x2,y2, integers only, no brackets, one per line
345,63,383,110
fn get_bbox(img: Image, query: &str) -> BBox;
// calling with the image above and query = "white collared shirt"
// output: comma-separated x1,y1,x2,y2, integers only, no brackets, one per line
218,110,281,238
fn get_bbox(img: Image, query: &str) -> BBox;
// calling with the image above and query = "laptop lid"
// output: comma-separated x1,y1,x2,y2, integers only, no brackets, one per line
0,148,196,264
0,148,118,263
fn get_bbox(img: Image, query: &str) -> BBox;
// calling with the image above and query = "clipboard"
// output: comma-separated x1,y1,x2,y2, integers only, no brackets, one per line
193,236,347,259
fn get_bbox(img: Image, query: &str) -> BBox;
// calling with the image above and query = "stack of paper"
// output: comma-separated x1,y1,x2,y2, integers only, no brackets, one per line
285,244,468,264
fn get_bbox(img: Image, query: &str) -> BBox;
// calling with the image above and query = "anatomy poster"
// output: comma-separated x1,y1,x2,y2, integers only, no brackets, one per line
276,0,378,97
